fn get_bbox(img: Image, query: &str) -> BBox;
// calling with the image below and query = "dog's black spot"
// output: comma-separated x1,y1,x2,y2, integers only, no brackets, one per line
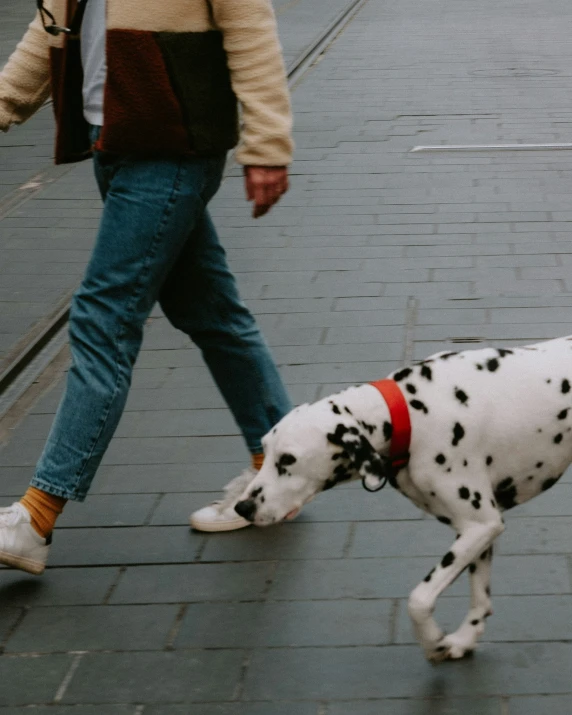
476,364,483,371
330,403,341,415
260,495,265,503
394,367,413,382
331,450,349,461
487,358,500,372
463,459,468,467
440,352,458,360
452,422,465,446
558,409,569,420
471,619,480,626
472,499,481,510
542,477,559,491
554,433,563,444
446,467,452,473
410,399,429,414
437,516,451,525
486,586,491,596
359,420,376,435
420,364,433,381
497,349,513,358
547,379,552,384
474,491,481,500
435,453,446,465
536,461,543,469
441,551,455,568
562,379,571,394
424,568,435,583
344,406,353,415
430,491,436,497
406,383,417,395
455,388,469,405
251,487,262,498
494,476,518,510
486,455,493,466
469,563,477,574
491,499,496,507
275,453,297,476
459,487,470,500
383,421,393,442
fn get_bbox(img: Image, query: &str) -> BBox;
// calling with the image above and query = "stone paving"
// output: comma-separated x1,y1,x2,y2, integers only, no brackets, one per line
1,0,572,712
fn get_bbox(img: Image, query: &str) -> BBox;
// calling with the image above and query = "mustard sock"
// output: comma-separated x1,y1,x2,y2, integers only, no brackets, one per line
251,453,264,471
20,487,67,538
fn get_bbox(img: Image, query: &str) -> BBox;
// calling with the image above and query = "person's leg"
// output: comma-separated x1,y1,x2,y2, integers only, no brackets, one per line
1,143,221,573
159,194,292,531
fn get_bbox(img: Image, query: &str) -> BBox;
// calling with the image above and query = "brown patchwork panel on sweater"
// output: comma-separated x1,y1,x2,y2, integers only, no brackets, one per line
98,30,190,156
155,31,239,155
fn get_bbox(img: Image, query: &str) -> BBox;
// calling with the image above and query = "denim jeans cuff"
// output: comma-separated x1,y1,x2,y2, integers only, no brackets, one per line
30,476,86,503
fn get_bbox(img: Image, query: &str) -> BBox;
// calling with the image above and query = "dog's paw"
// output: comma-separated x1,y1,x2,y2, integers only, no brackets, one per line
426,634,476,663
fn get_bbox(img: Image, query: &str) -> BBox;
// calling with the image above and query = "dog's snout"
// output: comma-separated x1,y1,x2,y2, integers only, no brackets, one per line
235,499,256,521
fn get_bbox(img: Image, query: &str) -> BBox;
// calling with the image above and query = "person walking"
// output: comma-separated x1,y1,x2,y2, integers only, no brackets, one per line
0,0,293,575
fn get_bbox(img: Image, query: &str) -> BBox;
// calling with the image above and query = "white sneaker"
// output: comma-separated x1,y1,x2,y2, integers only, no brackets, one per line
0,502,50,575
190,468,256,532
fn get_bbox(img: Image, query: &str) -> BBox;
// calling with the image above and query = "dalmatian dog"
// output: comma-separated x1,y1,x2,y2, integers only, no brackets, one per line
234,336,572,662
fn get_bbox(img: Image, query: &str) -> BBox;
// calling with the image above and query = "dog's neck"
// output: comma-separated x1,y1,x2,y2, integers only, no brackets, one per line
336,384,394,454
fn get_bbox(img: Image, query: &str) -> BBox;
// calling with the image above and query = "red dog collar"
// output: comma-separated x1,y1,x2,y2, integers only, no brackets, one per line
370,379,411,476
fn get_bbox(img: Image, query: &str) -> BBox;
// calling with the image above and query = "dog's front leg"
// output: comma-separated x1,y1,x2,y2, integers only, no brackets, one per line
436,544,494,658
408,519,504,662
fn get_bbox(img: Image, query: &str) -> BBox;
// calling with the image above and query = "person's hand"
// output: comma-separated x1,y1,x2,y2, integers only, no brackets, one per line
244,166,289,218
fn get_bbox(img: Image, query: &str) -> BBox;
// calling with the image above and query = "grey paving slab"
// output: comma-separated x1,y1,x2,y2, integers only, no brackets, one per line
267,554,571,601
175,598,393,648
498,517,572,555
508,695,572,715
62,650,244,704
200,522,350,562
0,653,72,706
243,644,572,700
327,699,503,715
5,604,178,654
144,704,318,715
110,562,273,604
0,567,119,607
47,527,202,567
57,494,156,528
0,708,134,715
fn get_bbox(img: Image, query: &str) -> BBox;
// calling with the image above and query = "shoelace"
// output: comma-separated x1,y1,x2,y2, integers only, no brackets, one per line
0,505,24,528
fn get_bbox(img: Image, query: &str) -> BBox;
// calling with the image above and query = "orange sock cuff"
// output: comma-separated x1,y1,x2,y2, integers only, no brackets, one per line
251,453,264,471
20,487,67,539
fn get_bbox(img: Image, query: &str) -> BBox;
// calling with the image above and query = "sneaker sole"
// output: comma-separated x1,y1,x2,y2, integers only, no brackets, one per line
189,516,252,533
0,550,45,575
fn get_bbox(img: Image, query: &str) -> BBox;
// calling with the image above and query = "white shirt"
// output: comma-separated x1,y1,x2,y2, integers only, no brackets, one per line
80,0,107,126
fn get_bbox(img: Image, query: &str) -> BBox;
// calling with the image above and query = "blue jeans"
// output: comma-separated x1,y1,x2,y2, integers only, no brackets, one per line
31,127,291,501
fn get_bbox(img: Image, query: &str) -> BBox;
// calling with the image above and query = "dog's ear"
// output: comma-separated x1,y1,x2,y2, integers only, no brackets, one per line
327,423,389,489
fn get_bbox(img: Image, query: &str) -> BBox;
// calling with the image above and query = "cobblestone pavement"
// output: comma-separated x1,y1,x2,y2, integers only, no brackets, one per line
1,0,572,712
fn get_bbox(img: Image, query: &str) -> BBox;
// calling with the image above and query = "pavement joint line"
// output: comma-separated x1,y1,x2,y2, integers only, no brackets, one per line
261,561,279,599
0,606,26,654
164,604,188,650
144,493,164,526
402,296,418,364
53,651,84,703
342,521,357,558
231,651,252,702
103,566,127,605
389,598,401,645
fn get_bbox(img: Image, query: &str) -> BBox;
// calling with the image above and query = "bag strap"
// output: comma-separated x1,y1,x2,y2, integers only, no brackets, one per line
37,0,89,37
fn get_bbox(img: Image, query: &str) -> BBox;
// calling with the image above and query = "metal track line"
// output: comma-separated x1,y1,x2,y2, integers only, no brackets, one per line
0,0,368,400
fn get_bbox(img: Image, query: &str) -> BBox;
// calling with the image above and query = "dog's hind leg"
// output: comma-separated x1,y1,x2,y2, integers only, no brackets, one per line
408,518,504,662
